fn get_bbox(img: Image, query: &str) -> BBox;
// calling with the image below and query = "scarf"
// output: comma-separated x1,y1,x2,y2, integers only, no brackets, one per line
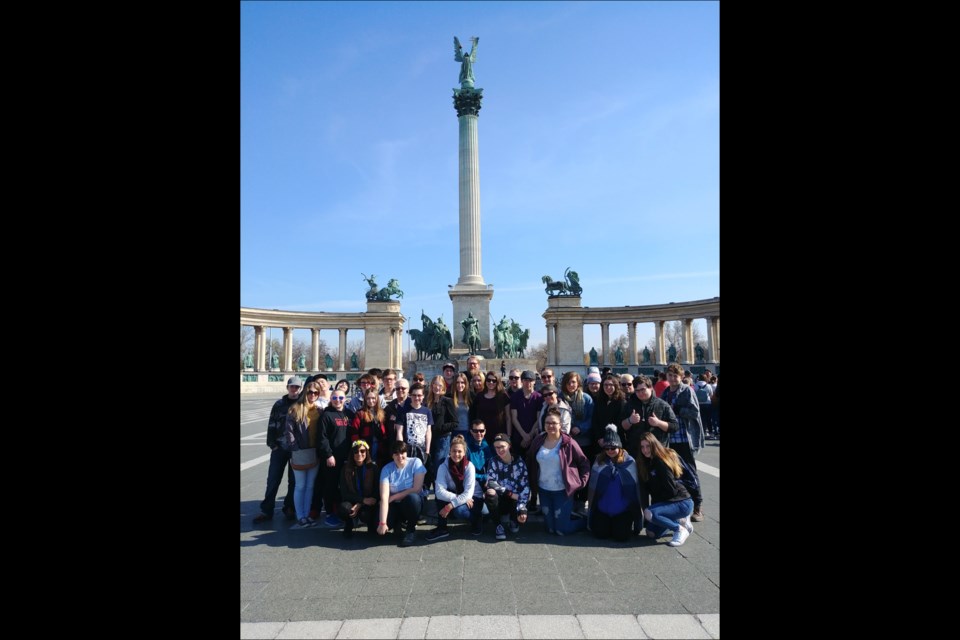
448,456,466,495
564,389,586,422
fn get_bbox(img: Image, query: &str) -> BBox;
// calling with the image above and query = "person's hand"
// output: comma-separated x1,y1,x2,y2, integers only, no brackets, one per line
647,414,661,428
377,523,388,535
571,426,580,436
629,410,640,425
362,497,376,506
440,504,453,517
326,456,336,467
517,513,527,524
465,499,474,509
349,504,361,518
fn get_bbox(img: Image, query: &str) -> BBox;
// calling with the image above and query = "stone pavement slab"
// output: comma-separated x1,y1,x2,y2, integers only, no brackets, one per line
637,614,711,638
517,614,584,638
577,614,648,639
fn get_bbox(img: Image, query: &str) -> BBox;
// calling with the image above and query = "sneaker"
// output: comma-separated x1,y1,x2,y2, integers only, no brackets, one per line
507,521,520,534
668,527,690,547
495,524,506,540
680,517,694,535
399,532,416,547
306,517,318,528
645,529,659,539
471,523,482,536
426,528,450,542
292,518,311,530
555,530,565,537
690,509,705,522
324,515,344,528
252,512,272,524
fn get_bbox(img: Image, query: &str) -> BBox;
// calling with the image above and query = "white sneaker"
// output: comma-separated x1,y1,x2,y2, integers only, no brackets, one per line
668,527,690,547
680,517,694,535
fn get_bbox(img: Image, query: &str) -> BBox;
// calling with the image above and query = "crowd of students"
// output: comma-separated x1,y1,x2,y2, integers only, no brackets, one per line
251,361,716,548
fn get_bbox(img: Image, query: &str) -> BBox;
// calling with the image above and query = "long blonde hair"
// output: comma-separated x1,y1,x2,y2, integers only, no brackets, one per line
451,373,472,409
289,383,321,423
426,375,447,407
635,432,683,481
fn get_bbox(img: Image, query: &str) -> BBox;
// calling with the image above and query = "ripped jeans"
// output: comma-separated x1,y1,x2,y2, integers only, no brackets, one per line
538,488,588,535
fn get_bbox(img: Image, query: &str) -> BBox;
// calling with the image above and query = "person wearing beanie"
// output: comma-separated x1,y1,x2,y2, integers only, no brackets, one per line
586,425,642,542
584,372,603,402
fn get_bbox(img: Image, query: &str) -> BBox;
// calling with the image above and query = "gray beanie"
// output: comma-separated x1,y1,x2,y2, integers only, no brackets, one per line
602,424,622,449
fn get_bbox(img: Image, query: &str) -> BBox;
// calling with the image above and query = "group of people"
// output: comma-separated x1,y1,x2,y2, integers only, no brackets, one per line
252,360,713,548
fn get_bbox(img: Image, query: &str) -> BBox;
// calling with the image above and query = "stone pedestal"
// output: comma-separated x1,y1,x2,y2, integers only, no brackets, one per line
546,296,585,367
449,285,494,350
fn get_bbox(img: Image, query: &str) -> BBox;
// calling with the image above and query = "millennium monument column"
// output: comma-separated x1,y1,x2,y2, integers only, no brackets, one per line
448,36,494,351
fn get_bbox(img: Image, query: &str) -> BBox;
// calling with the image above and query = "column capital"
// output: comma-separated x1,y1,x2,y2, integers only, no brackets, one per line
453,87,483,117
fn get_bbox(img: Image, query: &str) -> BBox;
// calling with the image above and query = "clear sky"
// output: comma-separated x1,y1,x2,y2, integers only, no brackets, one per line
241,1,719,357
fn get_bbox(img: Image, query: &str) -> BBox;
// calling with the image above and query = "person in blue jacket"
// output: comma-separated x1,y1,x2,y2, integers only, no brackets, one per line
587,425,641,542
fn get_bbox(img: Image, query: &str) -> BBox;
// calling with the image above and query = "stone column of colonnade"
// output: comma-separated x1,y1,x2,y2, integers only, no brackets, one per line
255,326,265,371
654,320,666,366
708,316,720,362
628,322,638,366
600,323,609,366
338,329,347,371
681,319,693,365
283,327,293,371
311,329,320,371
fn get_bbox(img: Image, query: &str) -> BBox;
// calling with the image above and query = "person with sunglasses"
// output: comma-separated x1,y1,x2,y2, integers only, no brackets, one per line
253,376,302,524
505,368,522,398
282,380,323,529
463,419,494,535
338,440,380,538
535,383,572,436
317,390,352,528
587,426,641,542
469,371,510,444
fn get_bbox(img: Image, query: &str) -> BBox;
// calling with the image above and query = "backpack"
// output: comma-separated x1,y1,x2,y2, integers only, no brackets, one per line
676,455,701,497
695,383,712,405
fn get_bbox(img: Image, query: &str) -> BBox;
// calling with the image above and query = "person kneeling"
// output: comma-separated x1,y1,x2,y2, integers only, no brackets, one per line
587,426,641,542
427,435,485,540
377,441,426,547
338,440,380,538
484,434,530,540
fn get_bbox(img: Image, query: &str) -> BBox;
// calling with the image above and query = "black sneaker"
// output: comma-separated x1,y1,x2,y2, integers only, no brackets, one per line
252,512,272,524
426,528,450,542
399,532,416,547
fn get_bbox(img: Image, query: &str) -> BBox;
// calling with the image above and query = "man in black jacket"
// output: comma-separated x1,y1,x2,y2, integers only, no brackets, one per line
253,376,302,523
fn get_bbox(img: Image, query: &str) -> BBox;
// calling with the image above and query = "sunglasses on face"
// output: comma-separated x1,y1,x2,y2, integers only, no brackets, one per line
331,395,345,400
470,429,485,434
542,392,555,397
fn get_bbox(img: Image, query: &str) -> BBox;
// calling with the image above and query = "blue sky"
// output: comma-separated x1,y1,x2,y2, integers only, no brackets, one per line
241,1,718,356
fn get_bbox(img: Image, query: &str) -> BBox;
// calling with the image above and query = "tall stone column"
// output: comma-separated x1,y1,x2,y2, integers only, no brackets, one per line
283,327,293,371
682,319,694,365
654,320,666,365
546,323,555,368
600,323,609,365
255,325,265,372
338,328,347,371
628,322,638,366
712,316,720,362
448,85,493,349
311,329,320,372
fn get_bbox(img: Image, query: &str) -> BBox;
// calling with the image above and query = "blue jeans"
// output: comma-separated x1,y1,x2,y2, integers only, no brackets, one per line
435,498,485,529
292,465,320,520
259,447,295,515
644,498,694,537
538,488,587,535
427,434,452,488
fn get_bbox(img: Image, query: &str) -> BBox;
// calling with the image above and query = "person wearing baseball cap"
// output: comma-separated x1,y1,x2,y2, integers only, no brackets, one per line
441,362,457,397
252,376,302,524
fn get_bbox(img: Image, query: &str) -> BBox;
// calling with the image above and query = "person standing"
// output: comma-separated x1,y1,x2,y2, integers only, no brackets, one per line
283,380,323,529
253,377,301,523
500,360,507,378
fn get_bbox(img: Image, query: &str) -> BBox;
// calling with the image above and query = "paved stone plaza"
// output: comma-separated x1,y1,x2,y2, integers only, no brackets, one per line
241,395,719,637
